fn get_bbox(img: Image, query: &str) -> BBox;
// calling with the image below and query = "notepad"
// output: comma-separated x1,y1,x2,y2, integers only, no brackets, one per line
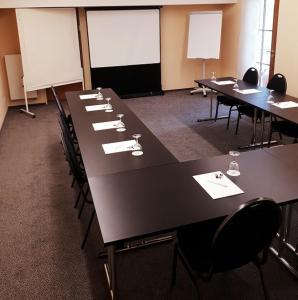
93,121,119,131
102,140,136,154
193,171,244,200
211,80,235,85
271,101,298,109
235,89,262,95
85,104,108,112
79,94,98,100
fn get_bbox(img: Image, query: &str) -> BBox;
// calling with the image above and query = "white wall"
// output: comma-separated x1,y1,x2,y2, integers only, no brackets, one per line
274,0,298,97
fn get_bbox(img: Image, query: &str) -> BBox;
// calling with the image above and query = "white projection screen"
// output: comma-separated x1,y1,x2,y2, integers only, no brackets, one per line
187,11,222,59
16,8,83,91
87,9,160,68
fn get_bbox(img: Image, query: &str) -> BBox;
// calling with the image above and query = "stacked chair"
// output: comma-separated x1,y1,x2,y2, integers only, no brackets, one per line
52,87,95,250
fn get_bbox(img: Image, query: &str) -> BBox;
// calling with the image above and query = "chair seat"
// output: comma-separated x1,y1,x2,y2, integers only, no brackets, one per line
272,120,298,138
217,95,239,107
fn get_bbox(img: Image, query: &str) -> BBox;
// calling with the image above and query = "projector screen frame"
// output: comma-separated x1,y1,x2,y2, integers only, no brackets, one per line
86,6,163,98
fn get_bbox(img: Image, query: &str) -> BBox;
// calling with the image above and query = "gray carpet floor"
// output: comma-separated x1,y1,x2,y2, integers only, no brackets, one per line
0,90,297,300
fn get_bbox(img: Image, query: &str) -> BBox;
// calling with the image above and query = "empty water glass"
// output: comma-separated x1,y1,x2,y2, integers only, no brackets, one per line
132,133,143,156
105,97,113,112
96,87,103,100
211,72,216,81
227,150,240,176
233,78,239,90
267,89,275,103
116,114,126,132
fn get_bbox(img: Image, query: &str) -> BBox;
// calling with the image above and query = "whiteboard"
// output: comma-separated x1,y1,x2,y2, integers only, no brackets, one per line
187,11,222,59
87,9,160,68
16,8,83,91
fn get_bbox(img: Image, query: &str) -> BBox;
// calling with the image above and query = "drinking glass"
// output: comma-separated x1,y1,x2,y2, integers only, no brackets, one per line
105,97,113,112
267,89,275,103
211,72,216,81
233,78,239,90
96,87,103,100
116,113,126,132
227,150,240,176
131,133,143,156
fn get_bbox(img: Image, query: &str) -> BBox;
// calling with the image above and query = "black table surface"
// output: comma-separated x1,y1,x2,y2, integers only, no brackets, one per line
89,146,298,246
197,77,298,124
264,144,298,170
65,89,177,177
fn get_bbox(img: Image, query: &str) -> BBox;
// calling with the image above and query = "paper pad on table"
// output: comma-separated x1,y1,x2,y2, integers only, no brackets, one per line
102,140,136,154
93,121,119,131
271,101,298,109
235,89,262,95
211,80,235,85
193,171,244,200
79,94,98,100
86,104,108,112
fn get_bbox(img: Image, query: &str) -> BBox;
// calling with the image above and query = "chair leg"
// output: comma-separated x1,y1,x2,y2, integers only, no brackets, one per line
78,196,86,219
81,209,96,250
226,106,233,130
214,101,220,122
294,137,298,143
74,189,81,208
258,266,270,300
235,112,241,135
71,176,75,188
171,243,178,286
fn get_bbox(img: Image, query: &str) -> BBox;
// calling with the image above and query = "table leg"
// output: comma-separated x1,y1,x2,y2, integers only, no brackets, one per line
197,89,229,122
260,111,265,148
104,245,117,299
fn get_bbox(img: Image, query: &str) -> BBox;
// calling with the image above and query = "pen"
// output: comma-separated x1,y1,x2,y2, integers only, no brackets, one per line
207,179,228,188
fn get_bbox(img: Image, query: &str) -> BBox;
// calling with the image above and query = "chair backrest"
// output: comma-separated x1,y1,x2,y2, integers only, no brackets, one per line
52,86,68,120
267,73,287,94
211,197,281,272
242,67,259,85
58,113,84,184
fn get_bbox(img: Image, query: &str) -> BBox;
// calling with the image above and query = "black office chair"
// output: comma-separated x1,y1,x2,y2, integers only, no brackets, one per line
266,75,298,145
215,67,259,130
171,197,281,300
235,73,287,135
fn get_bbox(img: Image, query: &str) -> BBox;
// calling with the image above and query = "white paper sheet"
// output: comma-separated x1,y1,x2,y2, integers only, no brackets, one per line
79,93,98,100
85,104,108,112
271,101,298,109
102,140,136,154
236,89,262,95
93,120,119,131
211,80,235,85
193,171,244,200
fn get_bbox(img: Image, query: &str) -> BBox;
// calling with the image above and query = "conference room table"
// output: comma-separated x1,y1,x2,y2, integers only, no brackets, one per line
88,145,298,299
196,77,298,148
66,88,298,299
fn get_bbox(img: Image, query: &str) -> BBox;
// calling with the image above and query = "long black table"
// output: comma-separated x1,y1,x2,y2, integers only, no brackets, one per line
66,89,177,177
88,144,298,298
196,77,298,148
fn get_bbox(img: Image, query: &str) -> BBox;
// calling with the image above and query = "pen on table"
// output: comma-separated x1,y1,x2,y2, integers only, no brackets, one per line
207,179,228,188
